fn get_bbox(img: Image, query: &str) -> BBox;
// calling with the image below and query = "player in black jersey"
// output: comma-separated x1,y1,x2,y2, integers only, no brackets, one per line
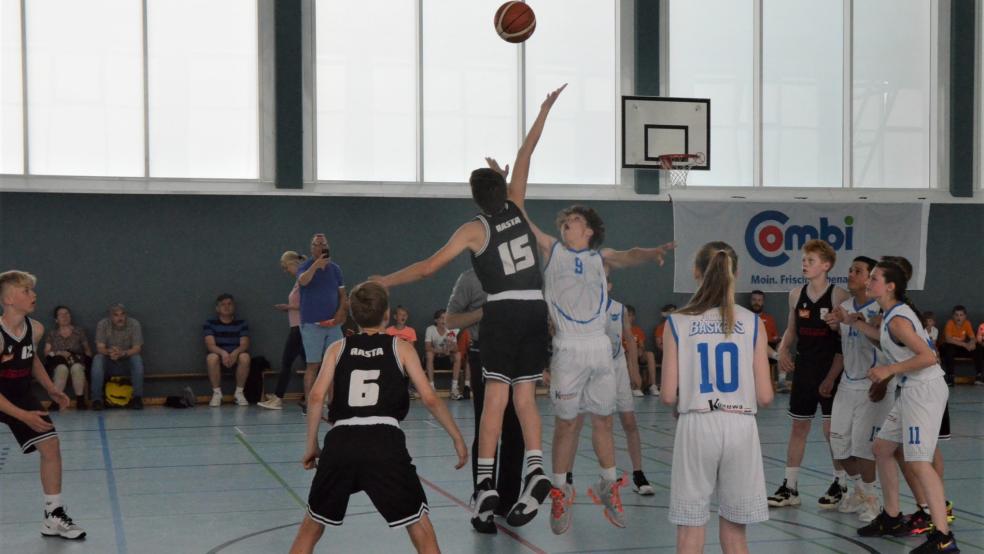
768,240,851,510
0,270,85,540
372,84,567,529
289,281,467,554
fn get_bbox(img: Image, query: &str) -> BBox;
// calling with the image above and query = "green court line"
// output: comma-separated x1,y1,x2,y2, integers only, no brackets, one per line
235,432,306,508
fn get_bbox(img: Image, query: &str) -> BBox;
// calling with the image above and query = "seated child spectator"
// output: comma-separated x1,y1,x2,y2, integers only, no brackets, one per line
43,306,92,410
425,309,462,399
386,305,417,344
622,305,655,396
91,304,145,411
940,305,982,386
924,311,939,343
650,304,678,396
204,294,251,407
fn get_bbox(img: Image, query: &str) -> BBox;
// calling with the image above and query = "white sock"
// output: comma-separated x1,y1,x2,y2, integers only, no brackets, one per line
476,458,495,486
235,386,244,395
859,480,876,497
600,466,617,482
847,473,860,490
43,494,62,511
834,469,847,482
524,449,543,474
785,467,800,490
451,380,459,391
429,381,435,389
553,473,567,488
212,387,222,395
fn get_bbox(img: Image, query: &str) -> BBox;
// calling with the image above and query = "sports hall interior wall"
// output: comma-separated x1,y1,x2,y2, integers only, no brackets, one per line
0,192,982,396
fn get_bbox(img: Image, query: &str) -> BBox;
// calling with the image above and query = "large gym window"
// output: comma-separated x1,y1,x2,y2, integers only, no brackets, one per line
147,0,259,179
314,0,619,186
26,0,144,177
0,0,23,175
667,0,939,189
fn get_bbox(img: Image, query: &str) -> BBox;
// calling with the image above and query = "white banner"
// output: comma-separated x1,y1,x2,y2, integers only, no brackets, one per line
672,201,929,293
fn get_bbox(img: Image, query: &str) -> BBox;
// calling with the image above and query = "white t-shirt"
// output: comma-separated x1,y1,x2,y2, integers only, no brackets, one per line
425,325,457,356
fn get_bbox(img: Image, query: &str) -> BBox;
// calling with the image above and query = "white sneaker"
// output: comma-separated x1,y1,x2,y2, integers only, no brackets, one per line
234,391,249,406
648,385,660,397
838,488,864,514
631,389,644,398
257,395,283,410
449,388,463,401
587,476,627,528
41,506,86,540
858,493,880,522
209,391,223,407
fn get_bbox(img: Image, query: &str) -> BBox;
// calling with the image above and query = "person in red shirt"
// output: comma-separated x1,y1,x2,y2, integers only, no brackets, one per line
650,304,677,396
622,305,652,396
940,305,981,386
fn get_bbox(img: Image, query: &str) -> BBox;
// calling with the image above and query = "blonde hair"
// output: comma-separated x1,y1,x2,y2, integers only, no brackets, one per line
803,239,836,267
677,242,739,336
280,250,306,266
0,270,37,301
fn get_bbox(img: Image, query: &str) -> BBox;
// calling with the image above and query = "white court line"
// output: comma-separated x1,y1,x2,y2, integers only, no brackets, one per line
234,426,245,436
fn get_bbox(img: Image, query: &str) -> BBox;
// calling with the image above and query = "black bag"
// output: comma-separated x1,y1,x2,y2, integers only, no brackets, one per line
245,355,270,404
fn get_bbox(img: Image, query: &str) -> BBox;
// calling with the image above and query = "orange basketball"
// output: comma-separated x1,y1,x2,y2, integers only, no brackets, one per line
494,2,536,43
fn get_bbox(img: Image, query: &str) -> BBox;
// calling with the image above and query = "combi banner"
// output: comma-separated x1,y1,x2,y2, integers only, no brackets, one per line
672,201,929,293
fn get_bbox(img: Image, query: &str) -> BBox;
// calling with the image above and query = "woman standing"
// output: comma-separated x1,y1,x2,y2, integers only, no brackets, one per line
661,242,773,553
259,252,307,410
43,306,93,410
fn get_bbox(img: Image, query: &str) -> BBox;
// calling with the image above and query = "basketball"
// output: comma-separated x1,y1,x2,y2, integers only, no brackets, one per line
494,2,536,43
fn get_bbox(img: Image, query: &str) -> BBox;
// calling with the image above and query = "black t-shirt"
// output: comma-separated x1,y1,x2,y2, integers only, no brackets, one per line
470,200,543,295
0,318,36,397
794,284,842,368
329,333,410,423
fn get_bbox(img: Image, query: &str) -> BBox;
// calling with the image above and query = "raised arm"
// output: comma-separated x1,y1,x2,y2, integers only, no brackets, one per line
507,83,567,211
484,157,556,257
600,242,677,271
372,221,486,288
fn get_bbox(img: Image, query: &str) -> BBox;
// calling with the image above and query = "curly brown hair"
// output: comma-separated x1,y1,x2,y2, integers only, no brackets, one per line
555,205,606,249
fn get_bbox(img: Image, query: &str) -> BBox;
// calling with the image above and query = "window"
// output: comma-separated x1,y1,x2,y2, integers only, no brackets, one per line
147,0,259,179
852,0,932,188
524,0,618,185
316,0,416,182
26,0,143,176
1,0,22,174
762,0,842,188
422,0,518,183
669,0,754,187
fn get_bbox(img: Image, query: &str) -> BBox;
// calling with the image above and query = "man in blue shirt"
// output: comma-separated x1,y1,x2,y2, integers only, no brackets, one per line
204,294,251,407
298,233,347,410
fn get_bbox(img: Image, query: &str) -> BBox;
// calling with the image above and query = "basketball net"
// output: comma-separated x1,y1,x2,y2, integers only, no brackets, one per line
658,153,705,187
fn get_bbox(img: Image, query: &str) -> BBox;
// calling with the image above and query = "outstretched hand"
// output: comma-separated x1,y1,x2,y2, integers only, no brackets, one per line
651,241,677,266
485,157,509,179
541,83,568,111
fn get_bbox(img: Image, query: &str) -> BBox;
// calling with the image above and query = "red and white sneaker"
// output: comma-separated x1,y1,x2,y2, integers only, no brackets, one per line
588,475,627,528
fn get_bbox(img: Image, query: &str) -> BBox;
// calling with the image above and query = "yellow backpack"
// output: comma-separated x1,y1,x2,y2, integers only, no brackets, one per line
105,377,134,408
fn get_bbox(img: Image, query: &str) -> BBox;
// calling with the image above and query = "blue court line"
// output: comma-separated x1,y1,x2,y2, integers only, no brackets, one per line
98,415,128,554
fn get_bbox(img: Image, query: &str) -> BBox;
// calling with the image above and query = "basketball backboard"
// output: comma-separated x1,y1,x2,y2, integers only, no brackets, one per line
621,96,710,170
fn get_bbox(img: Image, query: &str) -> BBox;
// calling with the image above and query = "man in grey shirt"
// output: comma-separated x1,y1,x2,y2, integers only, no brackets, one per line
446,269,524,533
91,304,144,410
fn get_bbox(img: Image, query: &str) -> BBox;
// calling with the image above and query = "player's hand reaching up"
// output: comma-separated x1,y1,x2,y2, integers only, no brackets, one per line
301,446,321,470
452,438,469,470
540,83,567,111
484,157,509,179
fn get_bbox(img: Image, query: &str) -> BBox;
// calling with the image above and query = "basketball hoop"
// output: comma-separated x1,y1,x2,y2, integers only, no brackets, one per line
657,152,705,187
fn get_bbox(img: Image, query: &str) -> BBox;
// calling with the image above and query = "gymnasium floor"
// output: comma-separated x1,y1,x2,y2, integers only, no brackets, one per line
1,388,983,554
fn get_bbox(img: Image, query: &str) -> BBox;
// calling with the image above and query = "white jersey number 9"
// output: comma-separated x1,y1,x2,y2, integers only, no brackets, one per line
348,369,381,407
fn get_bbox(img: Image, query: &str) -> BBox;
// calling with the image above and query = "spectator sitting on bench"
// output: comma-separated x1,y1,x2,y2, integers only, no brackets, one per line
43,306,92,411
940,305,982,386
625,305,656,397
386,305,417,344
924,311,939,343
204,294,251,407
651,304,677,396
91,304,144,411
425,309,462,399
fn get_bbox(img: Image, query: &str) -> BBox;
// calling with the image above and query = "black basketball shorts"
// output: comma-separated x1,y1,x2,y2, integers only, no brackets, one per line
478,299,549,385
788,358,839,420
0,392,58,453
306,424,429,529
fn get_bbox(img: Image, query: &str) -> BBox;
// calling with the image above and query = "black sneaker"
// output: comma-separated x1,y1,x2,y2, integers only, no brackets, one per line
858,509,909,537
818,478,846,510
767,479,800,507
130,396,143,410
48,401,60,412
75,396,87,410
632,470,655,495
90,399,104,411
911,529,960,553
470,480,499,534
907,508,933,536
462,385,471,400
506,469,552,527
566,472,574,485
